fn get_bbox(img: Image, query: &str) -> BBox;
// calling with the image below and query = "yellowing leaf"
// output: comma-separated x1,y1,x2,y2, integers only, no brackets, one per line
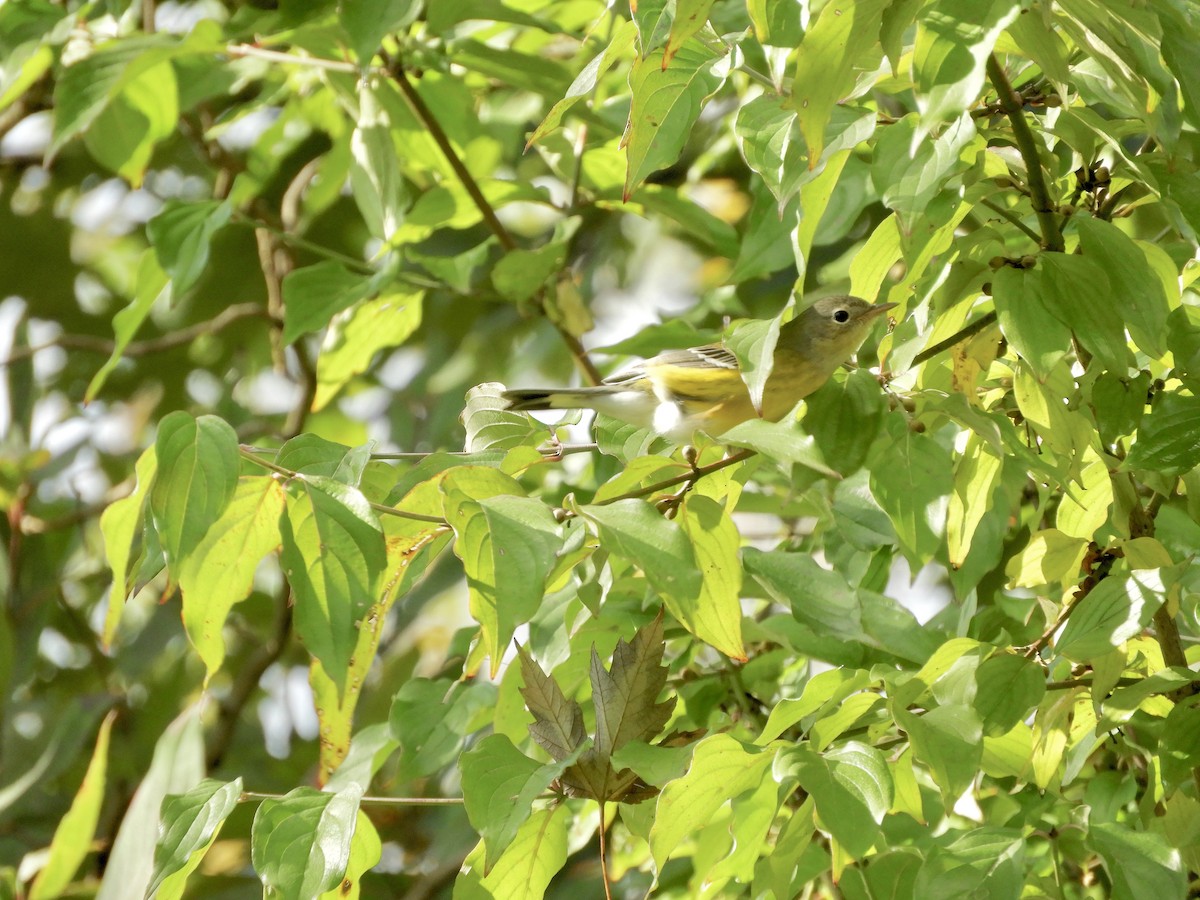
179,476,285,682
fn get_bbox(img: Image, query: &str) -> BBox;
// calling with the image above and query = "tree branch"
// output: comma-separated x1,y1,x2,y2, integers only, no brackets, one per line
239,790,464,806
593,449,755,506
1,303,269,365
385,59,603,385
912,312,998,365
986,54,1064,252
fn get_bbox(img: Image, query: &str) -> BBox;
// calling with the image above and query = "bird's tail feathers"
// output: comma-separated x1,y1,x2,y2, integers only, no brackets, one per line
503,386,614,412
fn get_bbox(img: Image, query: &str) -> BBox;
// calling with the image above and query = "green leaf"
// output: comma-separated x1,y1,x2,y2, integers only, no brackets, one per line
743,549,939,664
492,242,566,303
747,0,802,46
914,0,1021,131
992,266,1072,379
178,476,286,682
349,79,406,241
50,36,168,155
149,412,240,583
1075,216,1170,358
340,0,420,62
734,98,874,209
81,59,177,186
94,707,204,900
280,477,388,695
579,499,700,600
623,40,724,199
251,785,363,899
1125,393,1200,475
275,434,370,482
972,653,1046,737
313,290,423,410
1092,371,1150,446
100,445,157,646
27,713,115,900
894,704,983,804
780,742,892,860
463,383,543,453
1037,253,1129,372
320,812,381,899
728,187,798,283
281,262,373,345
676,495,745,659
720,418,838,478
442,473,561,676
869,420,952,568
461,735,570,871
872,112,979,218
803,370,885,477
455,805,569,900
947,432,1002,566
146,777,243,900
914,828,1026,899
1087,822,1185,900
792,0,887,164
1005,528,1086,588
723,314,782,415
146,200,233,297
648,735,778,869
664,0,716,68
86,250,171,402
389,678,498,780
1056,571,1166,661
528,20,638,146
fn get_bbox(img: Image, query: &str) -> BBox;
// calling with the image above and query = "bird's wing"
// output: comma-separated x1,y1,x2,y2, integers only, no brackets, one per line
633,343,746,402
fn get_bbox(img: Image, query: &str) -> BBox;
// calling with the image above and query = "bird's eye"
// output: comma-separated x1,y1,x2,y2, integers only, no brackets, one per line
833,309,850,324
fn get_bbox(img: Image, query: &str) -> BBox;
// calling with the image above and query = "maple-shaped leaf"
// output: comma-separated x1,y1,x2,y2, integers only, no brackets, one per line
591,611,676,758
517,643,586,762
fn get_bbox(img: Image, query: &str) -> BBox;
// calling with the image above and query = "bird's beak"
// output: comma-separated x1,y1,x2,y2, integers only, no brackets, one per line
864,302,898,320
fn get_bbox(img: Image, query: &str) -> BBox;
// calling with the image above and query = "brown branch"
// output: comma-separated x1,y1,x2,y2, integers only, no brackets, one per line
986,54,1064,252
207,583,293,770
2,303,269,365
594,449,755,506
385,59,603,385
912,312,998,365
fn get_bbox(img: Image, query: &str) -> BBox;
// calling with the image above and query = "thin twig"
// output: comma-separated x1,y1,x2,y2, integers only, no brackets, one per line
239,790,464,806
595,449,755,505
1,303,268,365
239,448,450,525
986,54,1064,252
207,584,293,770
911,312,998,365
979,197,1043,245
227,43,362,74
385,58,603,384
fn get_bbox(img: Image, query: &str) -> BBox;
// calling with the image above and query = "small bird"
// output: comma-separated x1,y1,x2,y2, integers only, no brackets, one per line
504,296,896,440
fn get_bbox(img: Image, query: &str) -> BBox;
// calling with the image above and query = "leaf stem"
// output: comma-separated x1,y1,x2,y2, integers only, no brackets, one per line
237,448,451,525
985,54,1064,252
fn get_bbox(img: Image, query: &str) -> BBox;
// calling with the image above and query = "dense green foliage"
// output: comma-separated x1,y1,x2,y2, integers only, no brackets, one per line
2,0,1200,896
